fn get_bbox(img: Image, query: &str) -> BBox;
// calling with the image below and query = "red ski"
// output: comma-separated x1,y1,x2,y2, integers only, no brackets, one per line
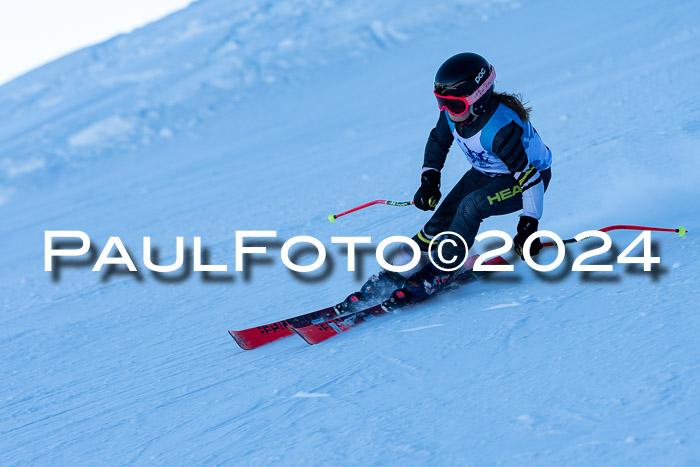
229,254,490,349
228,306,339,350
291,256,510,345
291,304,386,345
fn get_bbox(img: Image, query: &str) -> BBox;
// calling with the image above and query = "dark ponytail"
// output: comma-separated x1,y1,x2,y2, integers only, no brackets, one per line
493,92,531,122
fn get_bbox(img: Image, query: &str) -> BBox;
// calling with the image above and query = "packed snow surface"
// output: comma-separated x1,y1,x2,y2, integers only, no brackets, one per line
1,0,699,464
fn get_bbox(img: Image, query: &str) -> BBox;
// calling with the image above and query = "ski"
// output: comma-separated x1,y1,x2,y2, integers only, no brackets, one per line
228,254,493,349
228,306,340,350
291,255,510,345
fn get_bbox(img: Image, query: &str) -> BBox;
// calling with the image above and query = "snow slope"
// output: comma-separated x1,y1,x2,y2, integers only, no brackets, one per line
1,0,699,464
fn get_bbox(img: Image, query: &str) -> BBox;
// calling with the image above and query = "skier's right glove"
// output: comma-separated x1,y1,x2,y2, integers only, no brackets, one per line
413,170,441,211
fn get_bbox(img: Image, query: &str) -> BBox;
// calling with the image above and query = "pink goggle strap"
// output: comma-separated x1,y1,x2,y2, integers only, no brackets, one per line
464,65,496,105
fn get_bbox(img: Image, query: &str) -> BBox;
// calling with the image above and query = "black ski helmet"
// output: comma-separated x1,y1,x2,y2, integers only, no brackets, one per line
434,52,495,116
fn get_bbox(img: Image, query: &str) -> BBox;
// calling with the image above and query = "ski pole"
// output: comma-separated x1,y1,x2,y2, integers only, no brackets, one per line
328,200,414,223
541,224,686,247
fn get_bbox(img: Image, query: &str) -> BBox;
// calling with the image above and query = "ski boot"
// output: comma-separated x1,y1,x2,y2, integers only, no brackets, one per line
401,262,458,303
359,269,405,297
333,291,366,316
381,288,414,311
381,263,457,311
333,270,405,316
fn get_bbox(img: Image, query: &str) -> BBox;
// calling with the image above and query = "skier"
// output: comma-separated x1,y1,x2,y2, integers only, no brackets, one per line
335,52,553,314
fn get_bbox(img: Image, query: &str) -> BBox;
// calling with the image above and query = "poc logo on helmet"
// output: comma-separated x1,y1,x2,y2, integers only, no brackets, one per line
475,68,486,83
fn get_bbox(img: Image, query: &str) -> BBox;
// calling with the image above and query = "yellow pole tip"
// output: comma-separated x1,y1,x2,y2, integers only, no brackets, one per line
328,214,337,223
678,226,686,236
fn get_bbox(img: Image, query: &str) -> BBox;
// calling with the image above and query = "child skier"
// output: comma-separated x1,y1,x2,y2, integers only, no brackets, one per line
335,52,553,314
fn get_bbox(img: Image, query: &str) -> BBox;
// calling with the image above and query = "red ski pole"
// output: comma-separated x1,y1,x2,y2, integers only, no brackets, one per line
541,224,687,247
328,200,414,223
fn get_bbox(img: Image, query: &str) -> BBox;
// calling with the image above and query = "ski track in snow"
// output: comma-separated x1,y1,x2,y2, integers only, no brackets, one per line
400,324,445,332
480,301,521,311
1,0,699,464
291,391,331,398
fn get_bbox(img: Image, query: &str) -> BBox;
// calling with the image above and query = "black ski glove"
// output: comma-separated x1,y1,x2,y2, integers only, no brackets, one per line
413,170,441,211
513,216,543,260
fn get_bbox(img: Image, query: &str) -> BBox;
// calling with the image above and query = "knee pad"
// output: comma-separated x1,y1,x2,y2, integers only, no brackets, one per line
458,194,485,221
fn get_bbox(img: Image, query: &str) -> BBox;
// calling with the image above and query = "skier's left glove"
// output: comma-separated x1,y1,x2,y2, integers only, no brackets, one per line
513,216,542,260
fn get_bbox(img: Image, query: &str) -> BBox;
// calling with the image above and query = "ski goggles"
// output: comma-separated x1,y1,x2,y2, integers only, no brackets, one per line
434,65,496,116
